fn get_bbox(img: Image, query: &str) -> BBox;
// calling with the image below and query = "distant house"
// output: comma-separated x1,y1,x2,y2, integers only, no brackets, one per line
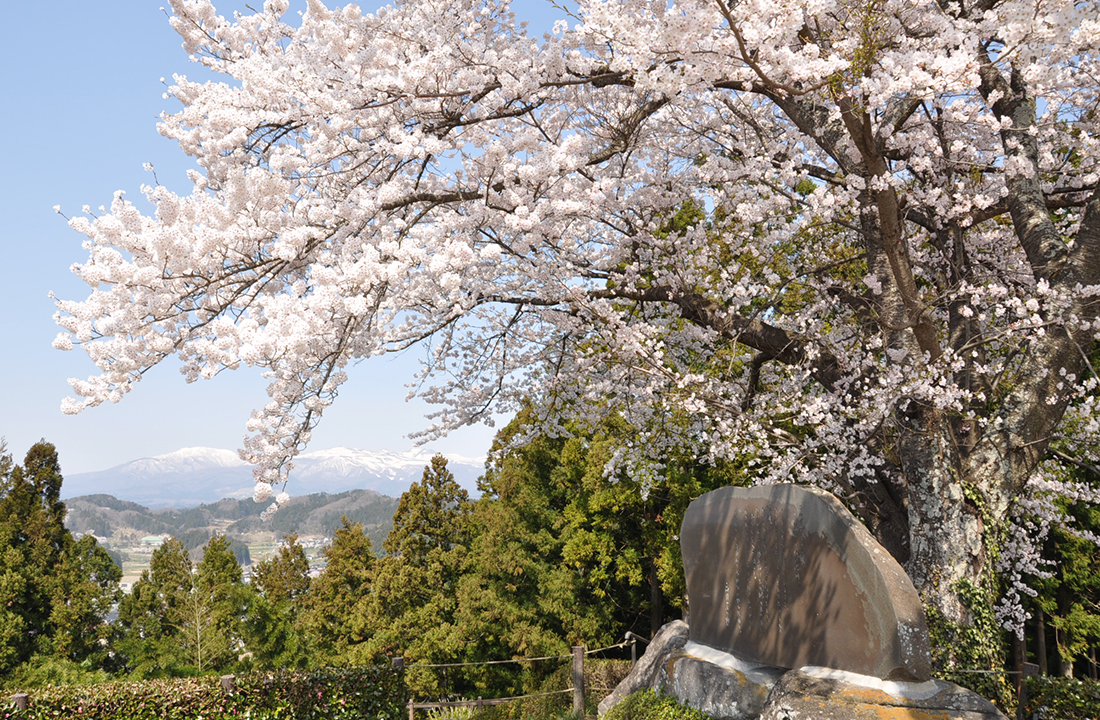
140,535,169,547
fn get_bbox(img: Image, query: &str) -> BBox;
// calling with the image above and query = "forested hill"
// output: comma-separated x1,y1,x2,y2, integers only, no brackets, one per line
64,489,399,553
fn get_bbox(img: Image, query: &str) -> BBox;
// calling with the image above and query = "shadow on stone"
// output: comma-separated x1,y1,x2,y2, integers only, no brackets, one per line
599,484,1008,720
681,485,929,681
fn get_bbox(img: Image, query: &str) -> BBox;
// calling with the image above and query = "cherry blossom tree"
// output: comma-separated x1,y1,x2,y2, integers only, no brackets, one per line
54,0,1100,637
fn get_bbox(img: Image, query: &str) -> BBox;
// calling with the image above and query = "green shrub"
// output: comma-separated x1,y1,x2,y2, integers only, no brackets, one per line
1020,675,1100,720
601,690,709,720
1,655,112,691
1,664,406,720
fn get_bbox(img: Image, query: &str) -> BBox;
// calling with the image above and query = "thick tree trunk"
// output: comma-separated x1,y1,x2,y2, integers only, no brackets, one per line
900,412,986,627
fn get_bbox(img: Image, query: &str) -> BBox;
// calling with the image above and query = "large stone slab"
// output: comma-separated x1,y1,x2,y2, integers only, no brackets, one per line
758,666,1008,720
680,485,930,681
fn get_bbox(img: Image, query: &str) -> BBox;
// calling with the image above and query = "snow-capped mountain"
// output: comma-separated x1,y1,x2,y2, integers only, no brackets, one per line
63,446,486,508
115,447,248,476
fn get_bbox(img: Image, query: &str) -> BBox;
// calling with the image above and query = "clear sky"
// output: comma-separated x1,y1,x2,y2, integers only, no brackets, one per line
0,0,561,474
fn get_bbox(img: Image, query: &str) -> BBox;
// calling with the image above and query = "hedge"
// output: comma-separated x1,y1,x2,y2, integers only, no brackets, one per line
1020,675,1100,720
1,665,406,720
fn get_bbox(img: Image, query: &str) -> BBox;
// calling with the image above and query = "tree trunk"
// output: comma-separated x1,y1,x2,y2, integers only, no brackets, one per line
1057,627,1074,678
649,562,663,638
1013,633,1025,695
1037,608,1048,675
900,412,986,628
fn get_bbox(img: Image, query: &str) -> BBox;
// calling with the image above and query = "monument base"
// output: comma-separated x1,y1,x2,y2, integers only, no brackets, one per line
599,622,1008,720
759,666,1007,720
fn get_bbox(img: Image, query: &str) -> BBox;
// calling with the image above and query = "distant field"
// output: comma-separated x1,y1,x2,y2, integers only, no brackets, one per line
116,534,331,589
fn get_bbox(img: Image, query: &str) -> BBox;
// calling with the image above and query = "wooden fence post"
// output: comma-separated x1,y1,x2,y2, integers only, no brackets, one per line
572,645,585,718
11,693,28,711
408,698,415,720
220,675,236,693
1017,662,1040,720
393,656,405,671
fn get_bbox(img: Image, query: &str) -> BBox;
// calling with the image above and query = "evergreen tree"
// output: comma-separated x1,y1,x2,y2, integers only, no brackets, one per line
251,534,310,606
300,517,375,661
0,441,120,675
116,537,193,677
383,456,472,560
48,535,121,663
242,534,311,669
350,456,472,694
191,534,246,670
453,410,741,693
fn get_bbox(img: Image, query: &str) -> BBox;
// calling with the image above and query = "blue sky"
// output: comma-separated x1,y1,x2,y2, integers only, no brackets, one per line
0,0,561,474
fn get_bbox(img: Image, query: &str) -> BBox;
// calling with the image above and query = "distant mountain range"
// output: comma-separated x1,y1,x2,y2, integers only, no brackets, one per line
62,446,487,508
64,490,400,556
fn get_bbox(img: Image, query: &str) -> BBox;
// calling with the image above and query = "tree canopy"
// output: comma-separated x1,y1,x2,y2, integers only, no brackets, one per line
54,0,1100,639
0,441,120,677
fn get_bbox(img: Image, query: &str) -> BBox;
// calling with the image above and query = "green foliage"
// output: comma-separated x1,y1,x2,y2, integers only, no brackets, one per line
384,455,471,560
116,537,193,677
300,517,375,660
48,535,122,664
117,534,249,677
251,533,311,606
454,407,742,685
0,664,407,720
242,534,312,671
1020,675,1100,720
600,690,710,720
1030,497,1100,674
926,579,1014,711
0,441,120,675
0,654,111,692
350,456,473,694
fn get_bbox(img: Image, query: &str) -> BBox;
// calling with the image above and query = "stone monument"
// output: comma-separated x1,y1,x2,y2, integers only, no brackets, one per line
598,484,1008,720
680,484,930,681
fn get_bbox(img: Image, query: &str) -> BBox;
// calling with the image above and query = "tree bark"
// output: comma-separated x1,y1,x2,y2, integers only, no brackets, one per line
1037,607,1048,676
649,562,664,638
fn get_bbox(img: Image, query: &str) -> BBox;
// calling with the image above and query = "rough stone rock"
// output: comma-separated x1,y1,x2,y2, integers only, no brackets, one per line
665,642,786,720
599,622,785,720
757,667,1009,720
680,484,931,680
598,620,689,716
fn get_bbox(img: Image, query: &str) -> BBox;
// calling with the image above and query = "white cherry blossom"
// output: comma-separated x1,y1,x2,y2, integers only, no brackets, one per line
54,0,1100,628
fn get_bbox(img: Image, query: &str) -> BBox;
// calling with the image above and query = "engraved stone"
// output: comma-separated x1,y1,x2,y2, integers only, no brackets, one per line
680,484,931,681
